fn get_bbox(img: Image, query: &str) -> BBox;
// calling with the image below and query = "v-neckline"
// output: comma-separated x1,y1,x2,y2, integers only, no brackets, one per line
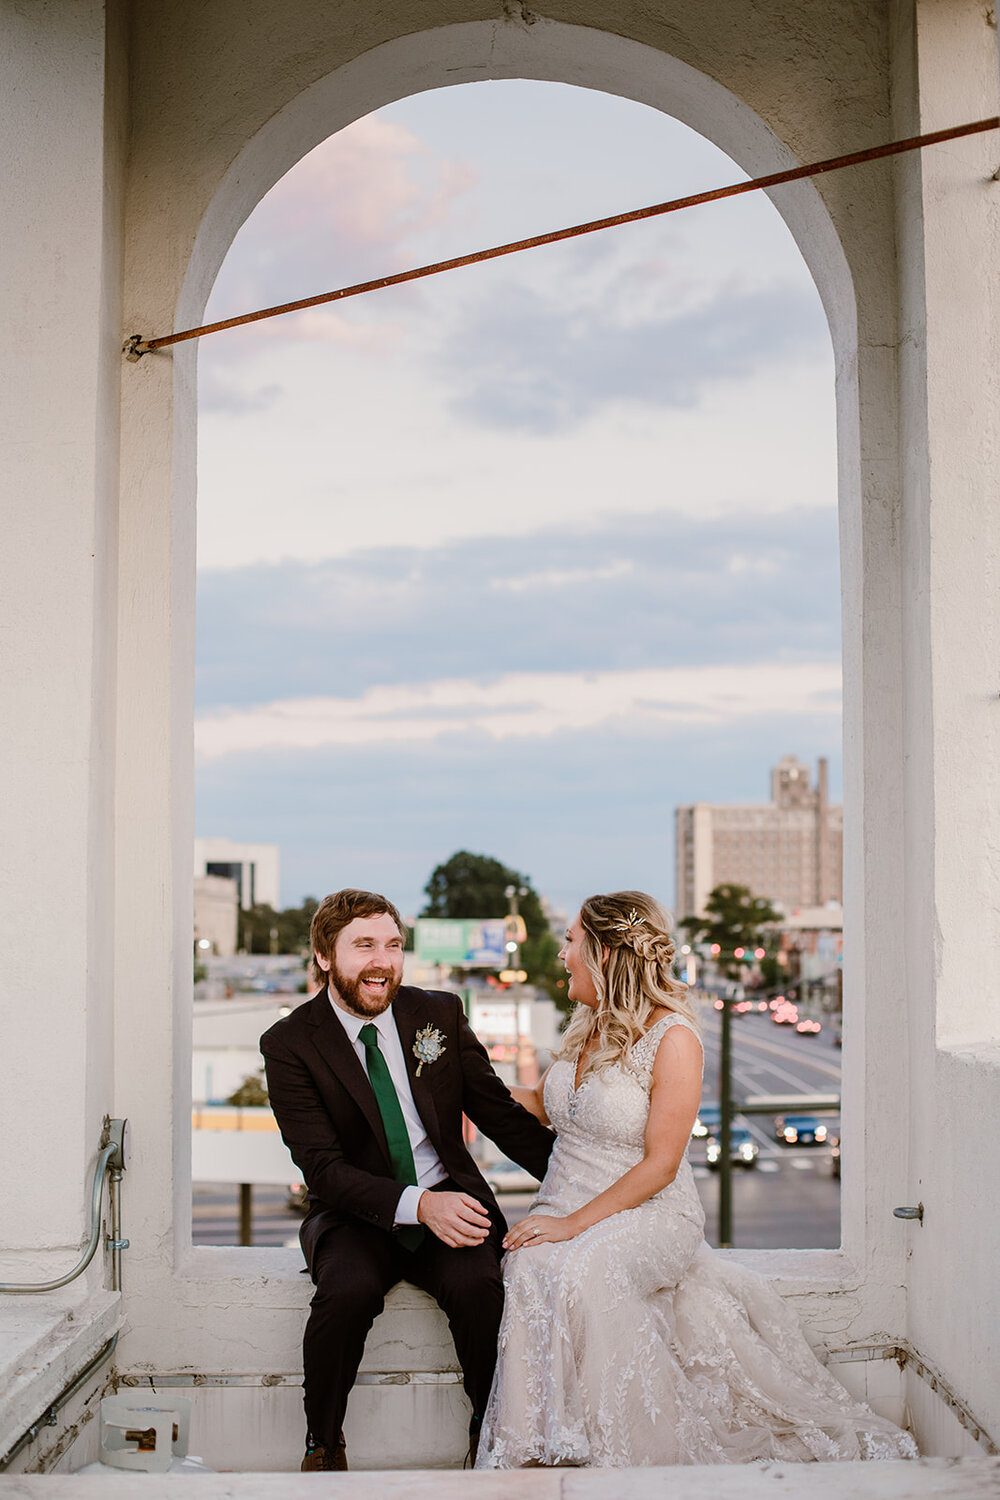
573,1045,598,1094
572,1013,674,1093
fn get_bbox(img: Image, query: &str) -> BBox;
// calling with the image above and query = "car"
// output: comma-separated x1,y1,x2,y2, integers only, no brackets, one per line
483,1158,540,1194
774,1113,829,1146
795,1018,822,1035
691,1104,721,1139
706,1125,759,1169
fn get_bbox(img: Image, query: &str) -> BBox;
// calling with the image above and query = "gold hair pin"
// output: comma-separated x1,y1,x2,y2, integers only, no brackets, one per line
615,908,644,933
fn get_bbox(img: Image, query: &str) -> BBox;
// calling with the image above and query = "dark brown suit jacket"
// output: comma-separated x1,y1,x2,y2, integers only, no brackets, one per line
260,986,554,1274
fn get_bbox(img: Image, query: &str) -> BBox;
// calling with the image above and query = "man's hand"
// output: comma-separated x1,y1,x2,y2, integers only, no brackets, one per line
416,1190,491,1248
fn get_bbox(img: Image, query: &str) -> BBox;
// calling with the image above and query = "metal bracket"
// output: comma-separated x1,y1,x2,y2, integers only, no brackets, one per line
101,1117,131,1172
122,334,148,362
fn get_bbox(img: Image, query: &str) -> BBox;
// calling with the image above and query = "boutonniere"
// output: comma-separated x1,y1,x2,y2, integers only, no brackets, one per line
412,1024,446,1077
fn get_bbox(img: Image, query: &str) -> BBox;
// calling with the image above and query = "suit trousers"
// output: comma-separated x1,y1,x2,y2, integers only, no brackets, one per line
302,1181,505,1450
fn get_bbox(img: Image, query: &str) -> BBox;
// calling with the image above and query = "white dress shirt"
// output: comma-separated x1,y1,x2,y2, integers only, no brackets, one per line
328,990,448,1224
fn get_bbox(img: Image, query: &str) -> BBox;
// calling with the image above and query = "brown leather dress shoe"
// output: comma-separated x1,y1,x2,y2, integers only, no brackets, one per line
301,1433,348,1471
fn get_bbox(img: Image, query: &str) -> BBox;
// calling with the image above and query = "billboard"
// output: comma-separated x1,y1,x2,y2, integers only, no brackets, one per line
414,917,507,968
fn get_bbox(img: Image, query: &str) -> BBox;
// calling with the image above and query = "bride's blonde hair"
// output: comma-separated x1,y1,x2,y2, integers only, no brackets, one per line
557,890,699,1079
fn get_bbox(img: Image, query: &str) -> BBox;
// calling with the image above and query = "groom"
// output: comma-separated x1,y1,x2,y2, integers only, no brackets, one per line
260,887,554,1472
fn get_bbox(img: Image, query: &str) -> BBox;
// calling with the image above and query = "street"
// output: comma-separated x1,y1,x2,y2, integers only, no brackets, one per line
193,1007,842,1251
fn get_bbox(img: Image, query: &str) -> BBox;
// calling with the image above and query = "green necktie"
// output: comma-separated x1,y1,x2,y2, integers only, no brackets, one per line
359,1023,424,1250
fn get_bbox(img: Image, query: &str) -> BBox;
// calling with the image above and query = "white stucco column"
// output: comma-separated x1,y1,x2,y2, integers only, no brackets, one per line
893,0,1000,1438
0,0,125,1278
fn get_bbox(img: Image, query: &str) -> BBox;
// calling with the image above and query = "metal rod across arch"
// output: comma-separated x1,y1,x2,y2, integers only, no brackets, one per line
124,114,999,360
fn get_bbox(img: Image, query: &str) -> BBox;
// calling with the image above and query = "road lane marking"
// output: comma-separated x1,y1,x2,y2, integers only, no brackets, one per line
700,1015,842,1082
704,1038,837,1096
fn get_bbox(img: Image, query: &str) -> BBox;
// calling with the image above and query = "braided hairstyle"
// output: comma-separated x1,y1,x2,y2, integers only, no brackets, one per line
557,890,699,1080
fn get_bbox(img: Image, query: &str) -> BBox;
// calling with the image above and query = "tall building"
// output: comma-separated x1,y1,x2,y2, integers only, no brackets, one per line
675,756,842,919
194,838,280,911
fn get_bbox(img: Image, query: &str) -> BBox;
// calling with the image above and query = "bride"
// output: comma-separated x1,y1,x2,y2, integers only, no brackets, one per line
476,890,918,1469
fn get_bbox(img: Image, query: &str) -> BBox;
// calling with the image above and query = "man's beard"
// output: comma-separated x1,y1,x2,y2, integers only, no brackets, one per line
330,959,402,1017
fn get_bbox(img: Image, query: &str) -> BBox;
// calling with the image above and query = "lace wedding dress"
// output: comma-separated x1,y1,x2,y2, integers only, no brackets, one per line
477,1013,918,1469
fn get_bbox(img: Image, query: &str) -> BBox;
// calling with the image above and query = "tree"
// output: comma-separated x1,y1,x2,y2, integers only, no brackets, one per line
421,851,564,1002
682,883,780,977
227,1070,269,1107
240,897,319,955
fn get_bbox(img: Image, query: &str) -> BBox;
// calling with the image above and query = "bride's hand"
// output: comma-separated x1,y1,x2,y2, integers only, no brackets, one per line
503,1213,576,1250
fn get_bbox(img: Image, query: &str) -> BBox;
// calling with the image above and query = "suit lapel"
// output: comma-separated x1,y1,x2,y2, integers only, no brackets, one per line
307,994,391,1164
392,988,443,1153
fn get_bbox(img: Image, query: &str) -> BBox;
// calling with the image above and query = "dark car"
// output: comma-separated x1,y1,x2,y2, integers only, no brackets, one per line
706,1124,759,1169
692,1103,721,1139
774,1113,830,1146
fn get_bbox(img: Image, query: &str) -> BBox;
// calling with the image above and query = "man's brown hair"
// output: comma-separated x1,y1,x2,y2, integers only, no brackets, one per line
309,888,407,988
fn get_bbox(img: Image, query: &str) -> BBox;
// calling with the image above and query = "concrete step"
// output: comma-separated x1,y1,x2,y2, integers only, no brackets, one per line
2,1459,999,1498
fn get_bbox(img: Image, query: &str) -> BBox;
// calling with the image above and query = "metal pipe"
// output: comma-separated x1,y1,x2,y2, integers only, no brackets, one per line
108,1168,129,1291
123,113,999,359
0,1144,115,1294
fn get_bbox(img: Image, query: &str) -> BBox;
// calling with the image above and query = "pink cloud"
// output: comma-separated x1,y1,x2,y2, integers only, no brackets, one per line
204,115,478,352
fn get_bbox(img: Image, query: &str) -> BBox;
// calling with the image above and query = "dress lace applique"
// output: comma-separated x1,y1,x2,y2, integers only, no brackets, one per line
477,1013,917,1469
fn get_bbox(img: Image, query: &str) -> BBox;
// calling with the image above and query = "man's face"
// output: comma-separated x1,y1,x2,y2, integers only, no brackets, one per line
320,912,405,1018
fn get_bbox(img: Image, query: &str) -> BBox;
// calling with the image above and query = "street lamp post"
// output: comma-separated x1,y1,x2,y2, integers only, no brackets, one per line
718,992,733,1247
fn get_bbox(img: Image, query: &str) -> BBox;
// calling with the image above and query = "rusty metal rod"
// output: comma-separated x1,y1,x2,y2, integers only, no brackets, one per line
126,114,999,357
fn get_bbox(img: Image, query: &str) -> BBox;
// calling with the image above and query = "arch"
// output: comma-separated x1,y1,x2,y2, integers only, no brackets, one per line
178,21,856,358
179,14,857,1234
110,4,910,1407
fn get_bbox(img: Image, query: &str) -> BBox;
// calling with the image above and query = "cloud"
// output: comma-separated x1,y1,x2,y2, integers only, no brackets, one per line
195,660,840,760
195,507,841,711
199,365,283,416
204,115,478,345
439,281,827,434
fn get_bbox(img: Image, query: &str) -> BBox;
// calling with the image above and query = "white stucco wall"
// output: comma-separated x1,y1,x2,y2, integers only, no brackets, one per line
2,0,999,1469
0,0,126,1281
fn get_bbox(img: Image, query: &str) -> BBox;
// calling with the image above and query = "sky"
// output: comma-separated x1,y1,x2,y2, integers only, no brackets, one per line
195,81,842,919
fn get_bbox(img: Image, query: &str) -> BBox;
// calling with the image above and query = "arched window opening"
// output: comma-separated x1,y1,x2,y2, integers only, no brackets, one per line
191,80,842,1253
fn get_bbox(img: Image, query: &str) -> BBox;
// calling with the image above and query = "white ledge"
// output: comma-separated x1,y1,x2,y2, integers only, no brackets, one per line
1,1458,999,1497
174,1244,858,1296
0,1291,121,1462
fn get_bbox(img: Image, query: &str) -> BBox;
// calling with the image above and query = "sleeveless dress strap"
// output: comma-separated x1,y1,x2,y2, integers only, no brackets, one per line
628,1010,703,1081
